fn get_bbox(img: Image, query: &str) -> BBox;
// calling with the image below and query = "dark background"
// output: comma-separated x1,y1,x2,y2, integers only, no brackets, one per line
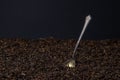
0,0,116,39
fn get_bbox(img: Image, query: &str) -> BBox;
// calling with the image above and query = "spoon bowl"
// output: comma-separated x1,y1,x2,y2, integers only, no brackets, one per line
65,58,75,68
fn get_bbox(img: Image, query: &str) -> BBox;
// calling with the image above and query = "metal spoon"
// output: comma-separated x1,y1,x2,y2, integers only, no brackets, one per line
65,15,92,68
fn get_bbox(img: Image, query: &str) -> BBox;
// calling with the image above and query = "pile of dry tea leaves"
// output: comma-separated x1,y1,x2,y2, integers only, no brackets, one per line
0,38,120,80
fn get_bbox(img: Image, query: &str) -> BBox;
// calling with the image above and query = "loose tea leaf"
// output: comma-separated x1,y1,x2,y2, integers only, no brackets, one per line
0,38,120,80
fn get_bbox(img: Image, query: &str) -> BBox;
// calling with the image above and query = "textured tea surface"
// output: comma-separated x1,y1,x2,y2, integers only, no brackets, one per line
0,38,120,80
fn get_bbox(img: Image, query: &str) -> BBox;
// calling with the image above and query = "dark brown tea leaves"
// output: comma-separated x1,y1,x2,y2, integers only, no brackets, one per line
0,38,120,80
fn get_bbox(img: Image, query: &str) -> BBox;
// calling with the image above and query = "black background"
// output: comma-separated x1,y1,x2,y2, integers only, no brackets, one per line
0,0,116,39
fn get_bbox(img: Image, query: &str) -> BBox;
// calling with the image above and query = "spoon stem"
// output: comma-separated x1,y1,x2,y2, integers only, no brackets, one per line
72,15,91,58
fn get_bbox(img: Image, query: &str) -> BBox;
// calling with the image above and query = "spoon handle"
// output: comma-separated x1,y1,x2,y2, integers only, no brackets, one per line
72,15,92,58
